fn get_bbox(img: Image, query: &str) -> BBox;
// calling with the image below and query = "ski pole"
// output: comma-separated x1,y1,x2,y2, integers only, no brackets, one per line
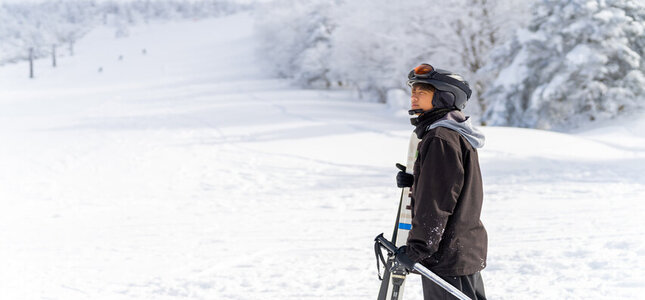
374,233,472,300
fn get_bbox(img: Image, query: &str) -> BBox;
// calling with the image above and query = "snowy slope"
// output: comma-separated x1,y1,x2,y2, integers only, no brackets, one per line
0,13,643,300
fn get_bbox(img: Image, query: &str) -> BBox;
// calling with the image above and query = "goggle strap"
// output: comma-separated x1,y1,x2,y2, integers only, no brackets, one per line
410,72,472,98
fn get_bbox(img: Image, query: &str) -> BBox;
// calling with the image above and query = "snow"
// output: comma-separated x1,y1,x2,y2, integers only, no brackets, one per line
566,44,600,65
1,12,644,300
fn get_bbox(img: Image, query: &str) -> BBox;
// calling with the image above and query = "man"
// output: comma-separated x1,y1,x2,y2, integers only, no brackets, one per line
395,63,488,300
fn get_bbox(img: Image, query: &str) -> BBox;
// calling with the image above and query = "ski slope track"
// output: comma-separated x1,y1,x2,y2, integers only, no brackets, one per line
0,13,643,300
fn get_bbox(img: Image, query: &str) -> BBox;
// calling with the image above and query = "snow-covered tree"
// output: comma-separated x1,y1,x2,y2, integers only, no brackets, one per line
255,0,338,88
438,0,531,117
52,1,96,56
328,1,425,101
2,5,54,62
482,0,645,129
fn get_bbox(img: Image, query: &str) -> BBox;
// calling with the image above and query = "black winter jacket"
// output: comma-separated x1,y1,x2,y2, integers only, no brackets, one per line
406,112,488,276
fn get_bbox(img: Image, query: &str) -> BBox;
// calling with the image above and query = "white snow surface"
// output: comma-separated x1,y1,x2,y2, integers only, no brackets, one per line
1,13,644,300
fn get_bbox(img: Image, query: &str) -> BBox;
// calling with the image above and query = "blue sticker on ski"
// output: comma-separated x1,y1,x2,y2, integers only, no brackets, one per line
398,223,411,230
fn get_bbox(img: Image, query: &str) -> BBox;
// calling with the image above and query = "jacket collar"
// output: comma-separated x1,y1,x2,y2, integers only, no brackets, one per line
411,108,458,139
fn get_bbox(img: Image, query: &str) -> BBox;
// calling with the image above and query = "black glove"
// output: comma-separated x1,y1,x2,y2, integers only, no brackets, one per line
396,163,414,188
394,246,417,272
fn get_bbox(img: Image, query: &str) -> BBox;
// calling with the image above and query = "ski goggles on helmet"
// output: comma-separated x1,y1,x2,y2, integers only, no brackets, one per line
408,63,437,80
410,64,435,78
407,63,472,99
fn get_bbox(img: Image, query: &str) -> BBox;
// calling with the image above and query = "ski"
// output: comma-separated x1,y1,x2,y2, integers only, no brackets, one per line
377,132,420,300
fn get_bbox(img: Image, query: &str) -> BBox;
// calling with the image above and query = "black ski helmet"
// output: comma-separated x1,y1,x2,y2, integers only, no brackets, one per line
407,64,472,110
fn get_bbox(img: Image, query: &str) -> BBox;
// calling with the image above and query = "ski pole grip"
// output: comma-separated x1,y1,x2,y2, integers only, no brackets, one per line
374,233,398,254
396,163,406,172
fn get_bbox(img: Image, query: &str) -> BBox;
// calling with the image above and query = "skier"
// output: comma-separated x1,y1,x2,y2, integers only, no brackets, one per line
394,63,488,299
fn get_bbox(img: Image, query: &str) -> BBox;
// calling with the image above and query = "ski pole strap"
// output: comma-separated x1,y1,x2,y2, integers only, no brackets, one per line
374,238,387,280
374,233,397,254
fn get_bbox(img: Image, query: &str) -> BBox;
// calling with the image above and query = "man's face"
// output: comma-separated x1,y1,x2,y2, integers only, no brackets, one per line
411,86,434,112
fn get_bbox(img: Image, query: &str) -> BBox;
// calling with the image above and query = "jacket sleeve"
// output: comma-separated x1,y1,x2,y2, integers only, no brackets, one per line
406,137,464,263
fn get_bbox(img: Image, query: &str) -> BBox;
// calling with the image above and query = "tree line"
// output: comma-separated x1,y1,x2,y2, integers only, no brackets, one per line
255,0,644,129
0,0,242,66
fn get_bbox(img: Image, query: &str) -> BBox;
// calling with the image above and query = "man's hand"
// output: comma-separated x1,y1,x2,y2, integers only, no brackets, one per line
394,246,416,272
396,163,414,188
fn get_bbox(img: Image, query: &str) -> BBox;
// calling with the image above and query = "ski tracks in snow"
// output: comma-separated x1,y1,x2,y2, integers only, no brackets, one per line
1,13,644,300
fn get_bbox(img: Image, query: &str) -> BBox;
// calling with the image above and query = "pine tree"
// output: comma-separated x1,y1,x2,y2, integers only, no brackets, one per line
483,0,645,129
